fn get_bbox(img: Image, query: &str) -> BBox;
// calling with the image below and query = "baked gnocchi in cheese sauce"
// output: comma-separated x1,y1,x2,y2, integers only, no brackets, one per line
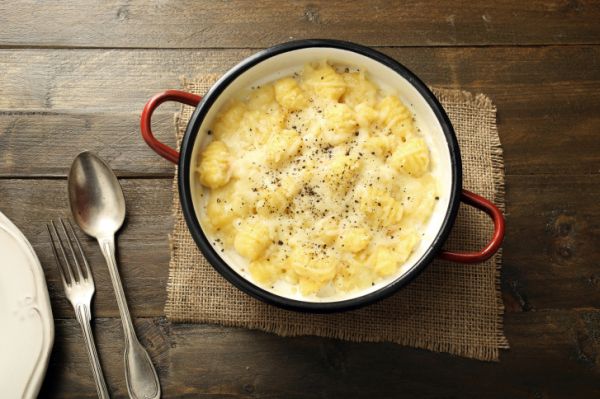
196,61,439,298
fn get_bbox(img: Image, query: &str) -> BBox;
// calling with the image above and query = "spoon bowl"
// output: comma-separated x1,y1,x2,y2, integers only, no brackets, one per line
68,151,126,239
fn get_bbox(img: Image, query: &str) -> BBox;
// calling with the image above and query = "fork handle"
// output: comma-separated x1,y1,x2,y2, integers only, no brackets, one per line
76,304,110,399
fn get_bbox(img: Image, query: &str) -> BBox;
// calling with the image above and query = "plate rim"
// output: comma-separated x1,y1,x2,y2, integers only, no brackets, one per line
0,211,54,399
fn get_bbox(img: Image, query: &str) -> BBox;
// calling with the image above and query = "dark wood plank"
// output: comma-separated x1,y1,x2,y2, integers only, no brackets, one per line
0,111,177,178
0,49,252,111
0,174,597,319
39,309,600,398
1,1,600,48
502,174,600,312
0,179,172,319
1,47,599,176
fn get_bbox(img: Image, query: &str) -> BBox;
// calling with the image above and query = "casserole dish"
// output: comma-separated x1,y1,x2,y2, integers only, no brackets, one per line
141,39,504,312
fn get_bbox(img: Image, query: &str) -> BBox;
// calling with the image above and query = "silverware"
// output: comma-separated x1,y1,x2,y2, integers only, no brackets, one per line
47,219,110,399
68,151,161,399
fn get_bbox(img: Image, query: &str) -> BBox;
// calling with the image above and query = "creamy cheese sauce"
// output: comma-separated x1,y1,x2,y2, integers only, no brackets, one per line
195,61,439,301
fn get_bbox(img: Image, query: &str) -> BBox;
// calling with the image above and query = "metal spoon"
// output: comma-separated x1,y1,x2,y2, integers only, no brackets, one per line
68,151,161,399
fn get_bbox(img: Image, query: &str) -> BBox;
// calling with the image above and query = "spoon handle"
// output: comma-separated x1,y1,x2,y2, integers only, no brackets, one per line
99,236,161,399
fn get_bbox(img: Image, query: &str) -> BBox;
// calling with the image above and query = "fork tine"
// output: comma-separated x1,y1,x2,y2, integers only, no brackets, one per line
47,222,72,286
59,218,84,282
65,218,92,280
50,220,76,284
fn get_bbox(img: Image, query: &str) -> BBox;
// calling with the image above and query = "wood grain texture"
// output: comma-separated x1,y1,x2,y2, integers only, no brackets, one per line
0,179,172,319
38,310,600,398
1,47,599,176
1,0,600,48
0,175,597,319
0,111,177,178
2,1,599,396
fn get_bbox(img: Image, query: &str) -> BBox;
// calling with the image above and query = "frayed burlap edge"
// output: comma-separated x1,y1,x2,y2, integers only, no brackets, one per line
432,88,509,352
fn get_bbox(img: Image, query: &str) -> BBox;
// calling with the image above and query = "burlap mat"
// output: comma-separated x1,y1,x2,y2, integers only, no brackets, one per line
165,74,509,361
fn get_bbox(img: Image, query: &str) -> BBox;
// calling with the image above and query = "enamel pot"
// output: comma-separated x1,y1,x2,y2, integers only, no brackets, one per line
141,39,505,313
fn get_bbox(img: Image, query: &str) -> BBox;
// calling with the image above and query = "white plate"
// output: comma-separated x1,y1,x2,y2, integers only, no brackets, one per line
0,211,54,398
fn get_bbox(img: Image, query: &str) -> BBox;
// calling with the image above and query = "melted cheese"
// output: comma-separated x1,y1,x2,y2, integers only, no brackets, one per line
196,61,439,299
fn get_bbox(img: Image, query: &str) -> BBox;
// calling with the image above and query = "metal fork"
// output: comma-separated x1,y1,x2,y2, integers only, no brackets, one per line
47,219,110,399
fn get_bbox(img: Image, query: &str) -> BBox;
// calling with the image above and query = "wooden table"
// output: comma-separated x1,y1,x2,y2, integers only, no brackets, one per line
1,1,599,397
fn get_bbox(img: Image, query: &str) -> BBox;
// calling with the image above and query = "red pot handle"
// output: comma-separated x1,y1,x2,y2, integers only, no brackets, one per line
439,189,505,263
141,92,504,263
141,90,202,164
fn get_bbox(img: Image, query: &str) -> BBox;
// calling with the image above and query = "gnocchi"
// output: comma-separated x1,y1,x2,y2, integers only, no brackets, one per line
197,61,438,298
197,140,231,189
